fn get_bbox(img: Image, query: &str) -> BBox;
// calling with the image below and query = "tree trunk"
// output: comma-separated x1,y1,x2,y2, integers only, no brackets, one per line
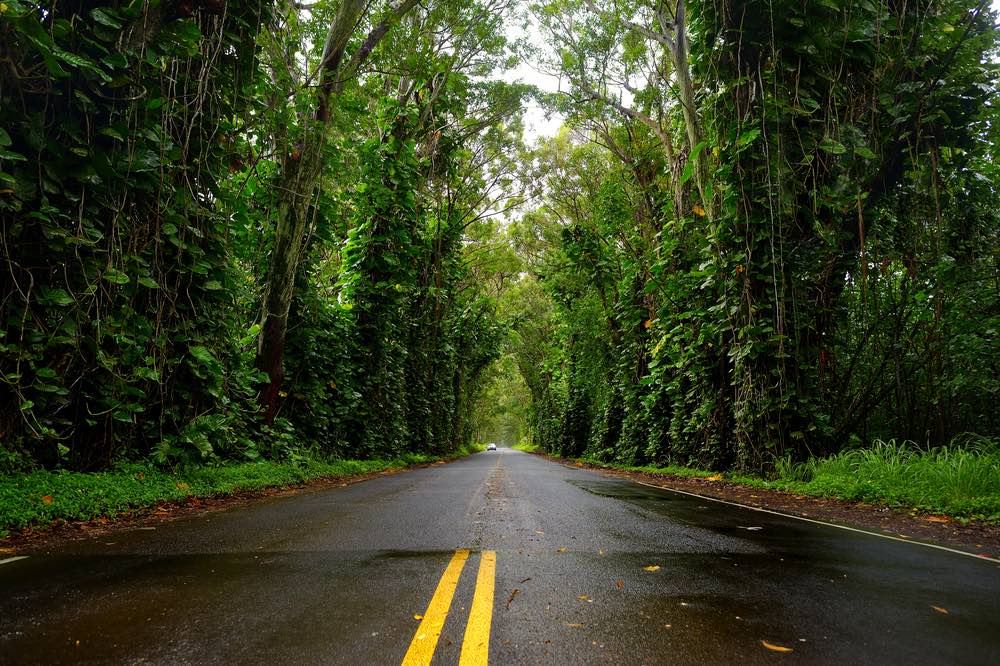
255,0,419,422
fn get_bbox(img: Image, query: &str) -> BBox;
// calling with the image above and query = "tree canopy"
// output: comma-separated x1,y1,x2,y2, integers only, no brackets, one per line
1,0,997,474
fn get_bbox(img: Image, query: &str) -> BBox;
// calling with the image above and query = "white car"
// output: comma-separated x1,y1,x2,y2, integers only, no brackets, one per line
486,443,497,451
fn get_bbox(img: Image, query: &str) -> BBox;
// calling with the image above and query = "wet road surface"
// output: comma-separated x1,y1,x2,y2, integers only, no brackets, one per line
2,447,999,664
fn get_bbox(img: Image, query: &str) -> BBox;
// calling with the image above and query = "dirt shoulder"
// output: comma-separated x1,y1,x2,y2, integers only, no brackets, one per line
538,453,1000,560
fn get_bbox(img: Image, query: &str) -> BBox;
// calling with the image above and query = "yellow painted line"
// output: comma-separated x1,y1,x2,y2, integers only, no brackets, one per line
459,550,497,666
402,549,470,666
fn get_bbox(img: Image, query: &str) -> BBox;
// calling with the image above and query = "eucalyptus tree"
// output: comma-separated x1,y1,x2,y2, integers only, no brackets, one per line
534,0,711,219
325,0,529,454
256,0,423,422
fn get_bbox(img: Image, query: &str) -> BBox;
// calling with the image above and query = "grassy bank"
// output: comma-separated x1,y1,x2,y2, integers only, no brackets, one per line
760,440,1000,522
1,445,483,536
540,439,1000,524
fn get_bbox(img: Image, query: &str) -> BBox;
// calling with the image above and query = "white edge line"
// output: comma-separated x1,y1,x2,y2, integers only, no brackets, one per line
0,556,29,565
628,478,999,563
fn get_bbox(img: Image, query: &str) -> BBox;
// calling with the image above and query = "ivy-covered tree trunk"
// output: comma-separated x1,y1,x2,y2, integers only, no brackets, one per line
256,0,419,422
256,142,326,422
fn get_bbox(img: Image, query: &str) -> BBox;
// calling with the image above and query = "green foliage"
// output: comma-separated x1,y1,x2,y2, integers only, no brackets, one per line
504,0,1000,476
0,0,524,479
769,438,1000,522
1,0,271,468
512,440,540,453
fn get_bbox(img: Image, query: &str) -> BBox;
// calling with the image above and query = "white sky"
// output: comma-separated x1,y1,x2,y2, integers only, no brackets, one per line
505,61,564,142
501,14,565,143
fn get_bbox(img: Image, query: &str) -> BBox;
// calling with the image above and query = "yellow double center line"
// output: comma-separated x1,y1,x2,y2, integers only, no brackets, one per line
402,549,497,666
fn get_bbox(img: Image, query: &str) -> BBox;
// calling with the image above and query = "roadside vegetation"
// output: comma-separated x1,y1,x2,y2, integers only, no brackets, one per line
763,439,1000,522
1,3,522,497
512,441,540,453
480,0,1000,521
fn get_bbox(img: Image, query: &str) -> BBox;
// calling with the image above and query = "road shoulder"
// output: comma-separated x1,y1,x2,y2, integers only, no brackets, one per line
534,452,1000,559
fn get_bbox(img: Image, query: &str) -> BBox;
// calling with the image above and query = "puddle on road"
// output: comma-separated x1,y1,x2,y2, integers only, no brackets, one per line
567,478,677,503
564,478,854,562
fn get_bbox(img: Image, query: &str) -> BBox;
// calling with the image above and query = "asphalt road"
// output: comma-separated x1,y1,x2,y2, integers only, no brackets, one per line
2,447,999,665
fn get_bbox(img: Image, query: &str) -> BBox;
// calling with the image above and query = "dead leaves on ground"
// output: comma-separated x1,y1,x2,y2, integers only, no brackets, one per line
762,640,793,653
931,605,949,614
643,565,661,572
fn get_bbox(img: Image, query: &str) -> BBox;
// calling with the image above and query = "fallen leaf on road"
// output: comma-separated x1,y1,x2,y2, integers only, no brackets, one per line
615,580,624,590
535,530,545,535
705,474,723,481
597,549,605,556
413,614,423,620
563,623,584,628
923,515,949,523
556,547,567,553
931,606,948,614
643,565,661,572
578,594,591,601
762,641,793,653
41,495,53,505
664,624,672,629
506,588,520,609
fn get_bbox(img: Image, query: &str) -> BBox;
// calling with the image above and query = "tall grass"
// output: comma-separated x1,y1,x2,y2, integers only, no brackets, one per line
774,438,1000,521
